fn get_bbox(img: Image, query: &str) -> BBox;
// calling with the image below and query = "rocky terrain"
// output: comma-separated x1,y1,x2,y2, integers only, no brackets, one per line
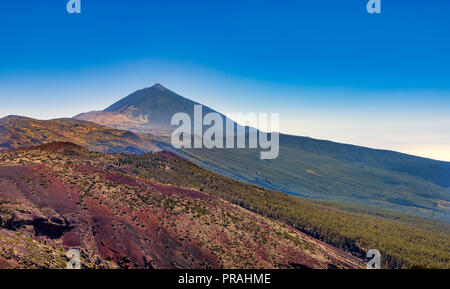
0,142,364,269
0,116,160,154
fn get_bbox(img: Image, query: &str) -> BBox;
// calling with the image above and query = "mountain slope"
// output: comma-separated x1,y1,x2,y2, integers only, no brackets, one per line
75,84,221,135
0,143,364,269
0,116,160,154
110,150,450,269
170,135,450,222
74,84,450,222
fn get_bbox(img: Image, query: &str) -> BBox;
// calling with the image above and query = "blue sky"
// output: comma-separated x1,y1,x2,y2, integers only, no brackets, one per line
1,0,450,160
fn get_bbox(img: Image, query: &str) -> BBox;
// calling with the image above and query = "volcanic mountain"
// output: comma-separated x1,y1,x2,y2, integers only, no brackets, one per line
0,142,365,269
75,84,223,136
74,84,450,222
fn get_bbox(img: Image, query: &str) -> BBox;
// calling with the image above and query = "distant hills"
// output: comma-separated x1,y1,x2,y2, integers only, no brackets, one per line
74,84,450,222
0,115,160,154
173,134,450,221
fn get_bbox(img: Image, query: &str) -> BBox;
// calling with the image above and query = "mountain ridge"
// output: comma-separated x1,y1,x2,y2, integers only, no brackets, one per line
72,84,450,221
4,84,450,221
0,115,160,154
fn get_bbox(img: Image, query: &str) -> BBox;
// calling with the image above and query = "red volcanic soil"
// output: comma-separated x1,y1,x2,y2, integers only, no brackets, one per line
148,182,214,200
84,197,220,268
105,172,141,187
12,142,85,154
0,143,365,269
0,163,221,268
159,151,182,159
0,165,76,213
104,170,214,200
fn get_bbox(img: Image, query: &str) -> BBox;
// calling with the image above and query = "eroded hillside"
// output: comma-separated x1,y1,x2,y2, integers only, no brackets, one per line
0,143,363,269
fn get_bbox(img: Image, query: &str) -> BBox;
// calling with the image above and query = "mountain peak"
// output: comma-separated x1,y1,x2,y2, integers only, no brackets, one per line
150,83,168,90
2,115,28,120
79,84,220,131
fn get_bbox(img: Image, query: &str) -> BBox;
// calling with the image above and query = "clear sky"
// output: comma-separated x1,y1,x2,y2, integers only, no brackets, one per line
1,1,449,161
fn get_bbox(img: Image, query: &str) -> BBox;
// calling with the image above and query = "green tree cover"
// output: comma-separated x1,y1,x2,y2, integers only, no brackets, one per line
115,152,450,268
